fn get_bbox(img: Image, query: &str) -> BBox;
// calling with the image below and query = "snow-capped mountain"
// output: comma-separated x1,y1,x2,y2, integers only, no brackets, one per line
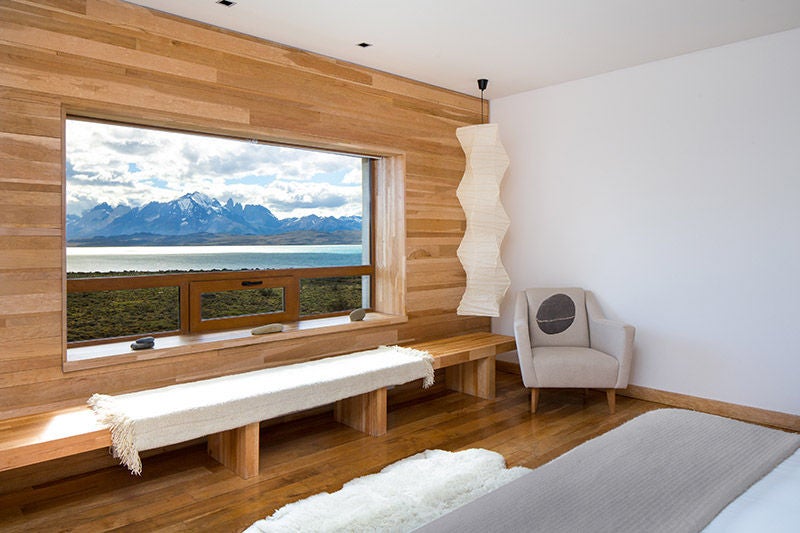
67,192,361,243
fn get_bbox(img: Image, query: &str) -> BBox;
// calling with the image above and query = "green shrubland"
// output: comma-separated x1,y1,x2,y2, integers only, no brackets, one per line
67,273,363,343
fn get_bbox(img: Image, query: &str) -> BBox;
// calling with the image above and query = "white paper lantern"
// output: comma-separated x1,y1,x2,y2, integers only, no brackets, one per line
456,122,510,317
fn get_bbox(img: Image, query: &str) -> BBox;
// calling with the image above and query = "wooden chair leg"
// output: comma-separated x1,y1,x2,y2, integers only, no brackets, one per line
606,389,616,414
531,388,540,413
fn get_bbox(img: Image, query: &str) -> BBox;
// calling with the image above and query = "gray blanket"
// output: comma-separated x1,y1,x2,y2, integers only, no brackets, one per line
415,408,800,533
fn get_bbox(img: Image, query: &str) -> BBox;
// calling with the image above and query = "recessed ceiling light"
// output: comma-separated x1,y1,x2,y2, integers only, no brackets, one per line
217,0,236,6
356,42,373,48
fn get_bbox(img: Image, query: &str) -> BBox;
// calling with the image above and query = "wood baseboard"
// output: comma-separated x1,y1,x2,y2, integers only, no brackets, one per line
496,361,799,432
621,384,799,432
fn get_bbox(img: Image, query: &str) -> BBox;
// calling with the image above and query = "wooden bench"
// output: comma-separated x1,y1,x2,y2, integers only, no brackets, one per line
0,393,387,479
0,406,111,472
407,332,516,400
0,332,515,478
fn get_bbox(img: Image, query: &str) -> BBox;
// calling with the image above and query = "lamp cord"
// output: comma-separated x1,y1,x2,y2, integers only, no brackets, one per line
477,79,489,124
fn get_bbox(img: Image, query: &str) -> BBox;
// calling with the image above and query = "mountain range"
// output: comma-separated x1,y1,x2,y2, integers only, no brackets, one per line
67,192,362,246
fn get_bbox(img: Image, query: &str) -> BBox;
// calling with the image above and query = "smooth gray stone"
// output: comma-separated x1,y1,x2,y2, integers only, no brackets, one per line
251,323,283,335
130,341,154,350
349,308,366,321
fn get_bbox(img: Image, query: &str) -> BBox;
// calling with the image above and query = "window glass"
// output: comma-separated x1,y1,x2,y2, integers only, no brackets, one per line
67,286,179,343
299,276,369,316
65,118,372,344
201,287,285,320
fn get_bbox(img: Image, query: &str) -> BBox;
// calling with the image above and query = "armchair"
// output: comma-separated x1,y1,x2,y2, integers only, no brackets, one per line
513,287,634,414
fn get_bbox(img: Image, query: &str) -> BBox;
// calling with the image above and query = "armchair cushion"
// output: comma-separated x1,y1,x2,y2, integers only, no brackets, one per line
524,288,589,348
532,347,619,388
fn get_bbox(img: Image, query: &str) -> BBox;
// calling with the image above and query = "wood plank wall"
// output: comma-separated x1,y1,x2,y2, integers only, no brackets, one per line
0,0,490,418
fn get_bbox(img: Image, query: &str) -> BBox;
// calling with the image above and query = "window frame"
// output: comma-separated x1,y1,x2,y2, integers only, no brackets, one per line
64,116,377,348
190,275,296,332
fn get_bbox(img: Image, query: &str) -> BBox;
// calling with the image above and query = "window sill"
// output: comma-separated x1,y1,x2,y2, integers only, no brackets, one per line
63,312,408,372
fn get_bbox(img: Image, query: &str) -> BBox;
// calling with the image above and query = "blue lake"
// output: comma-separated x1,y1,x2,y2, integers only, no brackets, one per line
66,245,365,273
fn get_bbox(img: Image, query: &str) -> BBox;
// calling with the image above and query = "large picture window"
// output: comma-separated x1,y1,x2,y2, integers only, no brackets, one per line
66,117,373,347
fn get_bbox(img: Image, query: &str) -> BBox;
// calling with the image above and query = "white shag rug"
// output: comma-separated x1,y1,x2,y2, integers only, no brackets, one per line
244,448,531,533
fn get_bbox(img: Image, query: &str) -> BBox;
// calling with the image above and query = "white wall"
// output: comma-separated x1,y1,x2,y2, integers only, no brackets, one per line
492,27,800,415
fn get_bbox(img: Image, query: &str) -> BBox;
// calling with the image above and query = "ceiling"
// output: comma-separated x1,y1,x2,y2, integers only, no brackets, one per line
125,0,800,99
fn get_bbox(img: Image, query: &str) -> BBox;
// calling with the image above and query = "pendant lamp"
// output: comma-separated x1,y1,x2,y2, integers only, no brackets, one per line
456,79,510,317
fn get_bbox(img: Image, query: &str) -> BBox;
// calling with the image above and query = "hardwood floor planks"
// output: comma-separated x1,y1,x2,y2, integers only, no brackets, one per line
0,371,662,532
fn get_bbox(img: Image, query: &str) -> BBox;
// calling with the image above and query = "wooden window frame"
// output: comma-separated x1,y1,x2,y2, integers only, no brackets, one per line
189,275,296,332
67,265,375,348
64,116,377,348
62,112,406,364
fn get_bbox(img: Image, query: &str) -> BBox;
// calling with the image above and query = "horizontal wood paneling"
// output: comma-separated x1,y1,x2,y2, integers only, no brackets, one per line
0,0,487,418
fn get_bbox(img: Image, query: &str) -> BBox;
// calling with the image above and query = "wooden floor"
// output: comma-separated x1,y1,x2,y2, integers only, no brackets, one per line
0,371,662,532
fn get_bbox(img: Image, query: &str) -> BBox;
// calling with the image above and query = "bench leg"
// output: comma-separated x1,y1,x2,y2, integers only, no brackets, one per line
335,387,387,436
207,422,259,479
444,356,496,400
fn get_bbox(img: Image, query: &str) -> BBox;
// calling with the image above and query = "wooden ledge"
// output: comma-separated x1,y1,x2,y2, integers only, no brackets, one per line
65,312,407,372
0,406,111,472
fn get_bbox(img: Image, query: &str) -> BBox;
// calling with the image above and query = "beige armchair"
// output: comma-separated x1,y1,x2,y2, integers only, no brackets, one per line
513,287,634,414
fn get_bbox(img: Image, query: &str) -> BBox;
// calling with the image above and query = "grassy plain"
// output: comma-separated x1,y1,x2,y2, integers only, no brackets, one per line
67,272,363,342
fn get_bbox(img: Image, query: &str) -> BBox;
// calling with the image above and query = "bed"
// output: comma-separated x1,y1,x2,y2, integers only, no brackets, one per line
702,446,800,532
414,409,800,533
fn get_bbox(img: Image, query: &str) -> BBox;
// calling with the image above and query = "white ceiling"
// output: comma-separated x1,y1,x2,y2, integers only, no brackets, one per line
125,0,800,99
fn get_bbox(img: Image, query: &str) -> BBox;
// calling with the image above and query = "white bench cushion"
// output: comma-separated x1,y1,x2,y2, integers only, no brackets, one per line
89,346,433,474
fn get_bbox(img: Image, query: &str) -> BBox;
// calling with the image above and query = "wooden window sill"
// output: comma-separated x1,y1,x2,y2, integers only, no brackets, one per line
63,313,407,372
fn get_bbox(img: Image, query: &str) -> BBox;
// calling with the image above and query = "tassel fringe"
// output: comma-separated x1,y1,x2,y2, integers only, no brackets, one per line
387,345,436,388
87,393,143,475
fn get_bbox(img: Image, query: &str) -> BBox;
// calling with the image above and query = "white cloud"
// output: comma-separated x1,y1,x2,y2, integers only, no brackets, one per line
341,167,363,185
65,119,365,219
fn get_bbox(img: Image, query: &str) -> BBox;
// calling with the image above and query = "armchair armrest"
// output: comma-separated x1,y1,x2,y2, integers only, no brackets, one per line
513,291,539,388
586,291,634,388
589,317,634,389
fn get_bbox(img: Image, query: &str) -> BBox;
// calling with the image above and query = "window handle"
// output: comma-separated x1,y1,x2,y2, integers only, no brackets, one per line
241,280,263,287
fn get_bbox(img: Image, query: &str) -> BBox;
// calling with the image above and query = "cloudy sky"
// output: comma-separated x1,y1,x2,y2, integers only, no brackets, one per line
66,119,365,219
